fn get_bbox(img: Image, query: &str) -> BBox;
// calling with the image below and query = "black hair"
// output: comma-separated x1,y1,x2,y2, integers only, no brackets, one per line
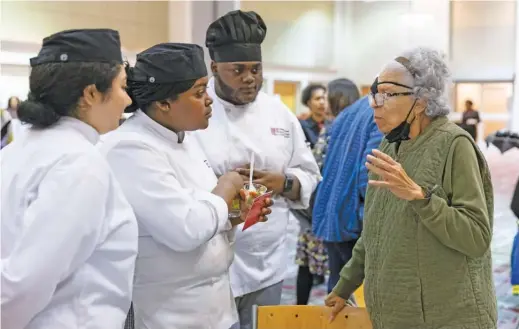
124,63,198,113
327,78,360,117
7,96,20,109
18,61,121,128
465,99,473,106
301,84,326,107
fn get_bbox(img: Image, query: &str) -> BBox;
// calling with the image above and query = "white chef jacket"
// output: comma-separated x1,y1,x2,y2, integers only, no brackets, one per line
1,117,138,329
11,118,25,139
194,78,321,298
99,110,238,329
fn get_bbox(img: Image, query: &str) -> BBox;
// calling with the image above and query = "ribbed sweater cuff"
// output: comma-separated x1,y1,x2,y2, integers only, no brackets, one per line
332,277,356,300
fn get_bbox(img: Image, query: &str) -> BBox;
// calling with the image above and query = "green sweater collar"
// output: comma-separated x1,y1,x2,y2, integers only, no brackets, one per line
395,116,449,155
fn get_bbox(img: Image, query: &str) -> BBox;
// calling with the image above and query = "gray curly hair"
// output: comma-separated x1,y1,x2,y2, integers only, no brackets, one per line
398,47,451,118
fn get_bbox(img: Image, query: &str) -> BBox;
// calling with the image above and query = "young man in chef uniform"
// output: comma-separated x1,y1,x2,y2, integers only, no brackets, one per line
195,10,321,329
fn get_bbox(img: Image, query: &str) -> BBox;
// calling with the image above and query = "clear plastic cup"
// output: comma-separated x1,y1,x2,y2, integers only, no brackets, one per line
229,183,268,218
243,183,268,206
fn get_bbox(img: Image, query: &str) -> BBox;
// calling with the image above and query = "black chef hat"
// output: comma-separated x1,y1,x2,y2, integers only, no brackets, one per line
125,43,208,114
129,43,207,84
30,28,123,66
206,10,267,63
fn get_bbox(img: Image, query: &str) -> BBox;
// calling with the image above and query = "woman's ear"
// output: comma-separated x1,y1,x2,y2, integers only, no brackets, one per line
82,84,102,107
156,100,171,113
414,98,427,115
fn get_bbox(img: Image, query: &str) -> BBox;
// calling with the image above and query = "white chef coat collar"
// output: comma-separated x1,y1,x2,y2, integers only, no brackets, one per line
58,116,100,144
134,109,185,143
208,77,256,113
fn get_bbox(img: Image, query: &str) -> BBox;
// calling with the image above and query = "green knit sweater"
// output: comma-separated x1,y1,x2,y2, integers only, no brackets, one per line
334,117,497,329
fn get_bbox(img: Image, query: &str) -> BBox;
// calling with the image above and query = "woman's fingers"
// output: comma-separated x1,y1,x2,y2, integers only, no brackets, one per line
372,149,398,165
368,180,391,188
329,301,345,323
367,154,394,172
366,162,388,178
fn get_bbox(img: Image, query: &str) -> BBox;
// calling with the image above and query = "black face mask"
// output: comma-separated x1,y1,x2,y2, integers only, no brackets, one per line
371,77,416,143
384,99,417,143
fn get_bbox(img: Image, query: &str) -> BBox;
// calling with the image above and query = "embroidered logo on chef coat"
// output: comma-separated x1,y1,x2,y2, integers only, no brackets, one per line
270,127,290,138
204,160,212,169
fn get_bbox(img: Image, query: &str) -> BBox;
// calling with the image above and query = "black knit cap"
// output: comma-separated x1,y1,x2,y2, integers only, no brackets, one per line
205,10,267,63
30,28,123,66
129,43,207,84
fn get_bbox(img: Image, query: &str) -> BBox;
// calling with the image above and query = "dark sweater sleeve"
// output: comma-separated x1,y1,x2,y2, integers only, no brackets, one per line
408,137,491,258
332,237,365,299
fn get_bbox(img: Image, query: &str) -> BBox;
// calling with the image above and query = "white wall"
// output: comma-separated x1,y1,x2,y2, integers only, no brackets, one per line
336,0,450,87
450,1,516,81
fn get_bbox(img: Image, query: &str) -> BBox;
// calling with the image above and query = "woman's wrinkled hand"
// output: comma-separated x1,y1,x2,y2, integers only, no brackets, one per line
325,292,354,323
366,149,425,201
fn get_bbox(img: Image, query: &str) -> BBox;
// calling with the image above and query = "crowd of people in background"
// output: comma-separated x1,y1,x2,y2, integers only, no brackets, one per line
0,8,502,329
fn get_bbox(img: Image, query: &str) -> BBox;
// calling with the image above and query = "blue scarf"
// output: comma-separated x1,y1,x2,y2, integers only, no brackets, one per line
312,97,383,242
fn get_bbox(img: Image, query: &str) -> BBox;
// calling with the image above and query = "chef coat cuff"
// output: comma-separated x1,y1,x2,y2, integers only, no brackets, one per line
285,168,317,209
195,191,230,235
226,226,238,246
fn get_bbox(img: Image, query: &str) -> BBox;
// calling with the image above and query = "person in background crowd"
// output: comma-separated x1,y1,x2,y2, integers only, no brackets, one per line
100,42,272,329
313,79,362,168
6,96,24,140
6,96,20,119
299,84,327,148
1,106,13,149
326,48,496,329
195,10,320,329
312,84,381,297
461,99,480,140
1,29,138,329
294,78,361,305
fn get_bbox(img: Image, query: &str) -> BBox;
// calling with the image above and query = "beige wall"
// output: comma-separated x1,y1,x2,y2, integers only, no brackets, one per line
0,1,169,51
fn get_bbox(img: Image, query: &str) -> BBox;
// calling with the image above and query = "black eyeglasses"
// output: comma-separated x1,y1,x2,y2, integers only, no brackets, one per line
368,92,414,107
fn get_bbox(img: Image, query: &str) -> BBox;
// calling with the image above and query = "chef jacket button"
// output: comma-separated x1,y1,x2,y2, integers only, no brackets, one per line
149,77,155,83
60,53,68,61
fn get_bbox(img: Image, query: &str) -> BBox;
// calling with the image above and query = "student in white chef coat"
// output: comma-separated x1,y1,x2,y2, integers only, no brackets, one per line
1,29,138,329
99,43,273,329
196,10,321,329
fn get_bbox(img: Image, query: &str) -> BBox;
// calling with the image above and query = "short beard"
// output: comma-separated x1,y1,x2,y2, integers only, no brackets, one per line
214,73,262,106
214,73,240,105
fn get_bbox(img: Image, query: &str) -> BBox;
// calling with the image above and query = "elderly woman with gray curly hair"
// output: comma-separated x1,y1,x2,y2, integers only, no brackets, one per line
325,47,496,329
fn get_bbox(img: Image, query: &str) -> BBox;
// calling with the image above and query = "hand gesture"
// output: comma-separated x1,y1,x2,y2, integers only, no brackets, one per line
366,149,425,201
324,291,354,322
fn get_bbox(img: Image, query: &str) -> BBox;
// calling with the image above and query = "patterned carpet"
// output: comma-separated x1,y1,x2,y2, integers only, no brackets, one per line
281,146,519,328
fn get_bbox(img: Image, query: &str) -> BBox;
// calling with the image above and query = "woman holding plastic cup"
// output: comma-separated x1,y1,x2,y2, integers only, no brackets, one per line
99,43,272,329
